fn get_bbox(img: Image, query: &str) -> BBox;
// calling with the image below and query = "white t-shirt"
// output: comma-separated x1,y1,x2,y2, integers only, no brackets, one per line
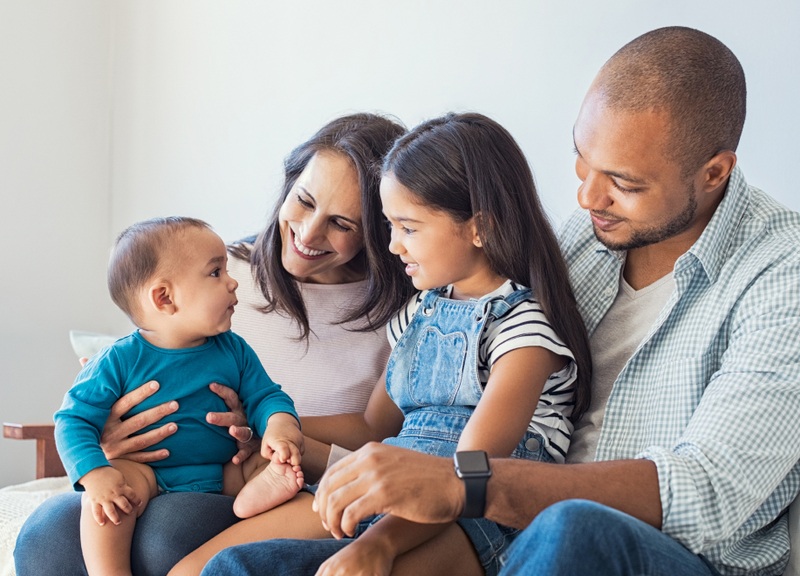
567,271,675,463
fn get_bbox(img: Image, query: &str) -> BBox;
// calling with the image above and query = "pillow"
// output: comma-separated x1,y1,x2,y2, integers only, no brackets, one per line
68,330,118,359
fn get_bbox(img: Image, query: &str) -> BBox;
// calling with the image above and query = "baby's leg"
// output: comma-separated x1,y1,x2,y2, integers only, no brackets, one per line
167,491,327,576
229,454,304,518
81,459,158,576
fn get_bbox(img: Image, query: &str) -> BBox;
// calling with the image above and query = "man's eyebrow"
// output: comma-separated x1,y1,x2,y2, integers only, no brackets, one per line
572,134,648,185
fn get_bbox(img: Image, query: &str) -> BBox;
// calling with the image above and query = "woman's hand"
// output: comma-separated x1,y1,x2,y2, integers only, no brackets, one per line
100,381,179,462
206,382,261,464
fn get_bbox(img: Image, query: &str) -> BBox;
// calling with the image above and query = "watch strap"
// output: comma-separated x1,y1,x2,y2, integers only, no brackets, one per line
460,474,488,518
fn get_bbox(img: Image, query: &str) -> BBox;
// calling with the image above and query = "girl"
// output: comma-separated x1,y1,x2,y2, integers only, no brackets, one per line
170,112,591,576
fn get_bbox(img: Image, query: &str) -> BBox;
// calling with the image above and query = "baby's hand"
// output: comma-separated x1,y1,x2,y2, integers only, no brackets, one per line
79,466,140,526
261,413,304,466
315,538,394,576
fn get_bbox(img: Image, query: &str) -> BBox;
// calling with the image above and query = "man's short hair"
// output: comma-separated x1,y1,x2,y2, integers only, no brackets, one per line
597,26,746,175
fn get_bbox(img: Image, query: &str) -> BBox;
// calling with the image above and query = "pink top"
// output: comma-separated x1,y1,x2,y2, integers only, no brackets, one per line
228,253,389,416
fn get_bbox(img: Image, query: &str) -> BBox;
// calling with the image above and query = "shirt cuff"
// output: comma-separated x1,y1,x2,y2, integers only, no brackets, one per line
325,443,353,470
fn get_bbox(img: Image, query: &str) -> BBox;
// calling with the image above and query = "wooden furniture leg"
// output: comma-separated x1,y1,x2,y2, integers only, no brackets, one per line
3,423,65,479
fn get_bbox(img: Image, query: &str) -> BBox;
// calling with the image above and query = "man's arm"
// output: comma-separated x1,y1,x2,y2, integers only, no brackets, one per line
313,442,662,539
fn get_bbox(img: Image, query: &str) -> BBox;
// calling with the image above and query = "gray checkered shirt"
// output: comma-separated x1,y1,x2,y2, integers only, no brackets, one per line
560,166,800,575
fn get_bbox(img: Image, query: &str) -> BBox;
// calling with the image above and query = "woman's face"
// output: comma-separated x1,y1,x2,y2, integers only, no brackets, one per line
278,150,365,284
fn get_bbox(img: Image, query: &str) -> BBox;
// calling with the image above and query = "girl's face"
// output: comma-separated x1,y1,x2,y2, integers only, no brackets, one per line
278,150,365,284
380,173,502,300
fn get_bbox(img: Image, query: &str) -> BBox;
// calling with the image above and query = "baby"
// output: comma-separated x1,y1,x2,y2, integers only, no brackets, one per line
55,216,304,575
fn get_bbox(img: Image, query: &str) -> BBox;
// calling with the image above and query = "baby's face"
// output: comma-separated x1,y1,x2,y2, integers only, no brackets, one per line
165,227,239,345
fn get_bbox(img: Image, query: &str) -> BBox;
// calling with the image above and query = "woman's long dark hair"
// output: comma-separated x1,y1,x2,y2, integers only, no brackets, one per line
229,113,413,340
382,112,592,419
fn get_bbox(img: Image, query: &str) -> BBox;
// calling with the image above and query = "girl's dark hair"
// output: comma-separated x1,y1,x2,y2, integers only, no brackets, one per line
229,113,413,339
382,112,592,418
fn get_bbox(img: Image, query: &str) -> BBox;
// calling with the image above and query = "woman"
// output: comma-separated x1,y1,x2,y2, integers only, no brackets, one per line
14,112,414,576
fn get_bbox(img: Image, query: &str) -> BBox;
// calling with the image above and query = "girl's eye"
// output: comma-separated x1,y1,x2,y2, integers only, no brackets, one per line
297,194,313,209
402,226,415,235
210,268,221,278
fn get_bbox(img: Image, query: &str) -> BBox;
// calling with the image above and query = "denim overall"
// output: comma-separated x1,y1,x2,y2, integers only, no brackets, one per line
362,286,554,575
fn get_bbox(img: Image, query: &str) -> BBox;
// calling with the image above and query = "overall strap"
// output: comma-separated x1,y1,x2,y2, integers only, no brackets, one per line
483,287,532,320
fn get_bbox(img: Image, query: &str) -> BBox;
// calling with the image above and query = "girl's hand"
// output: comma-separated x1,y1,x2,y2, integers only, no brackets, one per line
100,381,178,462
207,382,260,464
315,539,394,576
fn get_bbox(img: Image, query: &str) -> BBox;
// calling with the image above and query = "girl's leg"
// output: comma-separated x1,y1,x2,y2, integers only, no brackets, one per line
499,499,722,576
201,523,482,576
80,459,158,575
167,491,329,576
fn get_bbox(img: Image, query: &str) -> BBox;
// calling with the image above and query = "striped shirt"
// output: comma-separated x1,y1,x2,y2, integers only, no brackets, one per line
560,166,800,576
387,280,578,463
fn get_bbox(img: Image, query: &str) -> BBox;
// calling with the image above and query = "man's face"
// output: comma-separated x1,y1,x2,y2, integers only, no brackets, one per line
572,90,705,252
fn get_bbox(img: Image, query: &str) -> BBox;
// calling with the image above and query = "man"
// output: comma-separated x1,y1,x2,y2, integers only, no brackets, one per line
204,27,800,575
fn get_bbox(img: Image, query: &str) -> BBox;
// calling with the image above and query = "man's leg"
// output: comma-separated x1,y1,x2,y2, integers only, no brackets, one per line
500,499,721,576
201,538,353,576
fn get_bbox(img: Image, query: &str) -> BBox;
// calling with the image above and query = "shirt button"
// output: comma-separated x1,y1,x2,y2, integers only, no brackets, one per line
525,438,541,451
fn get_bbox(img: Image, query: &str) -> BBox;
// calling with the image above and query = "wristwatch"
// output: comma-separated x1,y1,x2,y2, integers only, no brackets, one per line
453,450,492,518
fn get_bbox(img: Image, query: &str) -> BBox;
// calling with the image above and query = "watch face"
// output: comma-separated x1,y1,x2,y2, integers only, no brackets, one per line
455,450,490,476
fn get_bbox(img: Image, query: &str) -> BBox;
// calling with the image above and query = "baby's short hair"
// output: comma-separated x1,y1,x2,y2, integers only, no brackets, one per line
108,216,211,323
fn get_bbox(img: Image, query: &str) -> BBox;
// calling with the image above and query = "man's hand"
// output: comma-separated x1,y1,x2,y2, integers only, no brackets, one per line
100,381,178,462
313,443,463,539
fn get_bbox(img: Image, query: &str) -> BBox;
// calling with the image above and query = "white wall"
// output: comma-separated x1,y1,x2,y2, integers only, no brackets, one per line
1,0,798,487
0,1,114,485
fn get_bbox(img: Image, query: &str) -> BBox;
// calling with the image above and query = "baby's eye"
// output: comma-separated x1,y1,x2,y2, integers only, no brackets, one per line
210,268,221,278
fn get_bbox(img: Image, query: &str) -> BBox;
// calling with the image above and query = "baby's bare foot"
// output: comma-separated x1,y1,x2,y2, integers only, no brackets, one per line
233,460,304,518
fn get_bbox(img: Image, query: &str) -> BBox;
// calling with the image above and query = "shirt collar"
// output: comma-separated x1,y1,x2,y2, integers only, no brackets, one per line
681,165,750,283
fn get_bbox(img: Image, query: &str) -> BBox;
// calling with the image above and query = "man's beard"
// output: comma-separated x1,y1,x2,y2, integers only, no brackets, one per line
594,189,697,251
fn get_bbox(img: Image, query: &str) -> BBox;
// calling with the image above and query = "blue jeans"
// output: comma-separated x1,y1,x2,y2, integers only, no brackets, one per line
201,501,723,576
202,539,353,575
15,491,239,575
499,500,722,575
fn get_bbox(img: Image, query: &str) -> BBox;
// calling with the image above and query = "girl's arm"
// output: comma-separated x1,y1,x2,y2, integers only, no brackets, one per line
298,367,404,483
317,346,564,575
458,345,563,455
301,366,404,451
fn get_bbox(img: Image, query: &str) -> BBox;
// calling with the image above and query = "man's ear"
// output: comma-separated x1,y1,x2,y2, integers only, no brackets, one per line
701,150,737,193
148,281,176,315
